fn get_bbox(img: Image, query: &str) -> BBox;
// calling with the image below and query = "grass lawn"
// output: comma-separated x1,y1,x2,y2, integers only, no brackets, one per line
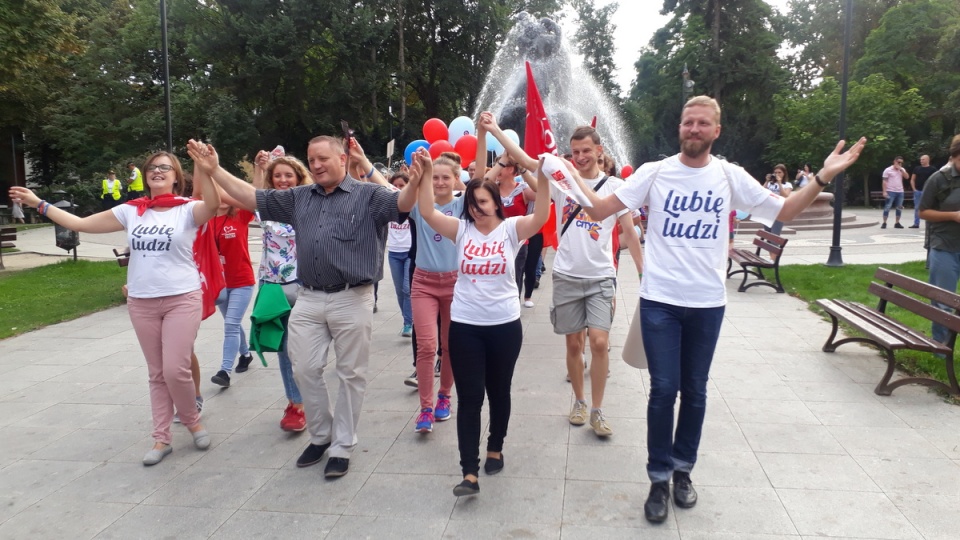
12,223,52,231
780,260,959,386
0,260,126,340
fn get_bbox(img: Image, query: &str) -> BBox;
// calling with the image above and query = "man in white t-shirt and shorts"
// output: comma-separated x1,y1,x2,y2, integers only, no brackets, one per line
483,121,644,438
570,96,866,524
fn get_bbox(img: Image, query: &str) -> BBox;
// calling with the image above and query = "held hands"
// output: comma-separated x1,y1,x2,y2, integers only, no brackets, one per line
348,137,369,163
478,111,500,134
820,137,867,181
409,148,432,184
186,139,219,174
8,186,40,209
254,150,270,172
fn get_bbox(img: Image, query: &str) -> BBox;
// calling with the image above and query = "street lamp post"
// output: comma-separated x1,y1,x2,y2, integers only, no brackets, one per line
826,0,853,267
160,0,173,152
682,63,695,106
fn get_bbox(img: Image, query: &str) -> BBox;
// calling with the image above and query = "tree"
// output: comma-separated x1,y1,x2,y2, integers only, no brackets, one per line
571,0,620,97
627,0,788,173
766,75,928,204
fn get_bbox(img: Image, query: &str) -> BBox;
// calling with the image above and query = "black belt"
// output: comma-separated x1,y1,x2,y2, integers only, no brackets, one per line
303,282,370,293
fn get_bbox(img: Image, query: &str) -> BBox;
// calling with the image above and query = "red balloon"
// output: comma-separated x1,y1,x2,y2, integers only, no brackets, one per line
454,135,478,166
423,118,449,144
428,140,455,159
621,165,634,178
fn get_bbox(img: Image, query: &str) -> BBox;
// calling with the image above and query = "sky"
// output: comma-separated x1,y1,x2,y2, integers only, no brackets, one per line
598,0,793,94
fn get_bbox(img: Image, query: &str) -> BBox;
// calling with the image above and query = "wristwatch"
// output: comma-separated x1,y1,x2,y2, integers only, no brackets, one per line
815,175,829,187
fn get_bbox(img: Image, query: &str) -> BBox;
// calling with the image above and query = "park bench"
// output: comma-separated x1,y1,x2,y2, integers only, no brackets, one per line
0,226,17,270
869,190,915,208
726,229,787,293
816,267,960,396
113,247,130,267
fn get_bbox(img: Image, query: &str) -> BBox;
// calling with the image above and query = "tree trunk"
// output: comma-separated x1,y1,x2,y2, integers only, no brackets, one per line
397,0,406,126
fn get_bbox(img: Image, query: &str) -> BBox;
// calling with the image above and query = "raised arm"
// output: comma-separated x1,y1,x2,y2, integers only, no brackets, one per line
190,153,220,225
8,187,123,233
778,137,866,222
413,149,458,240
474,118,488,181
478,112,539,172
348,138,389,187
567,159,628,221
188,139,257,211
252,150,269,189
515,158,551,241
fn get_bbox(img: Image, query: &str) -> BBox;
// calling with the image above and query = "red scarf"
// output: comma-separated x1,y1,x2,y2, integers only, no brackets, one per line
125,193,193,216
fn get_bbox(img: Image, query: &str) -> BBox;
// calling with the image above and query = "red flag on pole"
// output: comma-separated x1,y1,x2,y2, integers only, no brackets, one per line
524,61,559,249
590,116,597,128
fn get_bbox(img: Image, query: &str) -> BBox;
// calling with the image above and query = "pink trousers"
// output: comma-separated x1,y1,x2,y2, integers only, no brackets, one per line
410,268,456,410
127,290,202,444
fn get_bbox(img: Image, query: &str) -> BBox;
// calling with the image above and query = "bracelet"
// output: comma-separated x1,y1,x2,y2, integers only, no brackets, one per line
364,168,375,179
37,200,48,216
815,175,829,188
496,162,507,168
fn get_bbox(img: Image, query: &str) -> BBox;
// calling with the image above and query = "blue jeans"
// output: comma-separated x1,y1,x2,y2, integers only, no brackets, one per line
913,189,923,226
883,191,904,220
388,250,413,326
216,285,253,372
928,248,960,344
277,315,302,404
641,298,725,483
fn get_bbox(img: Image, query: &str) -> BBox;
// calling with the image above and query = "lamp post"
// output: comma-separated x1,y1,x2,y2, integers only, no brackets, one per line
160,0,173,152
826,0,853,267
682,63,695,106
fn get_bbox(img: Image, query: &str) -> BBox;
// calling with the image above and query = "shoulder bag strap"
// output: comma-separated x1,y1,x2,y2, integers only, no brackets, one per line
560,175,609,237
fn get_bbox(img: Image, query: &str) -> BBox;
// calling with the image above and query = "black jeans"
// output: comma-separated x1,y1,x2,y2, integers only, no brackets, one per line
448,318,523,476
522,233,544,299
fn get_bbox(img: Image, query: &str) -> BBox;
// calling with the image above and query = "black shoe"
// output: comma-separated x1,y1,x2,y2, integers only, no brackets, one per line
373,303,378,313
296,443,330,468
484,454,504,475
881,223,887,229
324,457,349,478
235,353,253,373
211,370,230,387
644,481,670,523
533,278,540,289
909,224,920,228
894,222,904,229
453,478,480,496
672,471,698,508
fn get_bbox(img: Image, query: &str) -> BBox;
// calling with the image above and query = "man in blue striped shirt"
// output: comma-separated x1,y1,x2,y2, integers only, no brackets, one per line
190,136,412,479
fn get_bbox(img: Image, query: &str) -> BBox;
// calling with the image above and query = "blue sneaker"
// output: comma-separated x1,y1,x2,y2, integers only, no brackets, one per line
435,394,451,421
415,408,434,433
401,324,412,337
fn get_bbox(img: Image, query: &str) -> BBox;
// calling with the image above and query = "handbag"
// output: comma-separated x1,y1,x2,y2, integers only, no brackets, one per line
622,300,647,369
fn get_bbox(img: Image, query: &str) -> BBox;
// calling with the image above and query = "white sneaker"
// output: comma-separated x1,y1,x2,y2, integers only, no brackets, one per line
523,300,534,308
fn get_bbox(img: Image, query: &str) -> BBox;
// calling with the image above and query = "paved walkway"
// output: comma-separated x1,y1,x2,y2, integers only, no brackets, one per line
2,209,959,539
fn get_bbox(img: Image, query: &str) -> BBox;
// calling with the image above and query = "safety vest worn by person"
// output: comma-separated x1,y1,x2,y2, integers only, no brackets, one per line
129,167,144,191
102,178,122,200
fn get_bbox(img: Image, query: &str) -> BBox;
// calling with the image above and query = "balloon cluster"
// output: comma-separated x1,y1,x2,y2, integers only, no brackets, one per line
403,117,520,166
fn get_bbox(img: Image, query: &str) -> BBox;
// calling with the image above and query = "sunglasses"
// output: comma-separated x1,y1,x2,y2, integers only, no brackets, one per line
146,164,174,172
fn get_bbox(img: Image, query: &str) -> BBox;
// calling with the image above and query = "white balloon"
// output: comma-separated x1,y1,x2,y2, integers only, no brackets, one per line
504,129,520,147
485,132,504,154
448,116,476,145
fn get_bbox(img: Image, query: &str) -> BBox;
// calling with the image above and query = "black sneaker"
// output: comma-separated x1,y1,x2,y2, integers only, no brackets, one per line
672,471,698,508
909,224,920,228
211,370,230,387
453,478,480,496
894,222,904,229
644,481,670,523
881,223,887,229
324,457,349,478
404,370,418,388
483,454,504,475
296,443,330,468
235,353,254,373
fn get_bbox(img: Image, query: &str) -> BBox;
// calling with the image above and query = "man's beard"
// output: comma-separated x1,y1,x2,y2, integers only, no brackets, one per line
680,136,712,159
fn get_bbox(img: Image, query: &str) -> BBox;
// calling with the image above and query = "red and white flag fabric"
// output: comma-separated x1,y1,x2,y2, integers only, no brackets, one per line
540,154,593,208
194,222,225,321
524,61,560,248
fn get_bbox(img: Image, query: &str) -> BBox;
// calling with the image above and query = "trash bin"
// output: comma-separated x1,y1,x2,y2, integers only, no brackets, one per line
52,198,80,259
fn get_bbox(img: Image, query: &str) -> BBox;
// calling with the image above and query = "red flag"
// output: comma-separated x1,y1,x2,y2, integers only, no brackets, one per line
590,116,597,128
524,62,559,249
194,222,225,320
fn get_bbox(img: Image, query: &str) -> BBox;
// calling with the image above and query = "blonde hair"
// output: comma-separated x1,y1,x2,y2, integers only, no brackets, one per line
683,95,722,123
265,156,313,187
433,155,461,178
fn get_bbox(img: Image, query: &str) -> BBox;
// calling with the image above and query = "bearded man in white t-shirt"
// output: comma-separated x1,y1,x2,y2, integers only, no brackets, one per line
572,96,866,524
483,117,645,439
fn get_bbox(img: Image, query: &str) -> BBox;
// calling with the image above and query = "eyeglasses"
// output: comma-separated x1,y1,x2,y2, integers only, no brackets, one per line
146,164,174,172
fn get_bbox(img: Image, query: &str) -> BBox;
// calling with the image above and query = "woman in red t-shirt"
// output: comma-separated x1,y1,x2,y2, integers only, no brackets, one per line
209,204,256,387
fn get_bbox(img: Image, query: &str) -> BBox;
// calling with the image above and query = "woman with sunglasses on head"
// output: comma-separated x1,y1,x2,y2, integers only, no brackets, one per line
9,148,220,466
410,146,550,496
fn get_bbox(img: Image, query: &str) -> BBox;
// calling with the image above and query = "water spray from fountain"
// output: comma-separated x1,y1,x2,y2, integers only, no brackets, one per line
473,12,633,169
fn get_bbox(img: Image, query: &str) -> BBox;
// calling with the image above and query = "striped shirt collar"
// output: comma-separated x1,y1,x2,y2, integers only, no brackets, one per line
311,174,358,196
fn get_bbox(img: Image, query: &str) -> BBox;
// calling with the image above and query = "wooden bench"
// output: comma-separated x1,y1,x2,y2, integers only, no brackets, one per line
816,267,960,396
113,247,130,268
869,190,915,207
726,230,788,293
0,226,17,270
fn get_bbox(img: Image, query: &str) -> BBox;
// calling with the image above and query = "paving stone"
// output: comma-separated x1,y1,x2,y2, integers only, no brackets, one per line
778,489,921,539
209,510,338,539
95,504,233,540
0,495,132,539
756,452,881,491
444,520,560,539
673,486,797,536
449,476,563,524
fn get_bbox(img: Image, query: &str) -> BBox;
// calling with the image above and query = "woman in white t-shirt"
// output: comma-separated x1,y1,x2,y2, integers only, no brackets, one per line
9,148,220,466
763,164,792,236
410,148,550,497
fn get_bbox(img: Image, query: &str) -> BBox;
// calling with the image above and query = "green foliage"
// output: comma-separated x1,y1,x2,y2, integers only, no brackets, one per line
781,260,960,387
571,0,621,97
0,259,126,339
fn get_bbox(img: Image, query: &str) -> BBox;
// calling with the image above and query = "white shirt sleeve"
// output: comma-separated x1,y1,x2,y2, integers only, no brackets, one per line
730,166,784,227
614,164,656,210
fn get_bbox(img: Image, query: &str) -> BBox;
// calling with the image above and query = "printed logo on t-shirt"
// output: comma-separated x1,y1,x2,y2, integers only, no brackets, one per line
131,224,174,253
661,189,723,240
221,225,237,239
562,197,602,241
460,237,508,280
390,221,410,231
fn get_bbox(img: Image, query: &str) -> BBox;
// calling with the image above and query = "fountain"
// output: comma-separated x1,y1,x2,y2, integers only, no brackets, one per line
473,12,633,168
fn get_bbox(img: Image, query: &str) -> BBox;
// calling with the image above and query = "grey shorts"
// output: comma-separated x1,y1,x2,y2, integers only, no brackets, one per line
549,272,616,335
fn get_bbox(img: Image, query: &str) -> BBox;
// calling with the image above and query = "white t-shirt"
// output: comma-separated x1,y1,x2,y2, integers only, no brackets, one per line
387,219,412,252
450,217,522,326
615,155,784,308
552,173,629,279
113,202,202,298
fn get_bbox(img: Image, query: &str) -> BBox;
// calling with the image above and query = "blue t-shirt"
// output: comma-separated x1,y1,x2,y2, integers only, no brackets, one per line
410,197,464,272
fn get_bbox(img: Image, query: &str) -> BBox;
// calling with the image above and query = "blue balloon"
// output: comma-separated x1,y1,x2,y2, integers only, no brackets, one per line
504,129,520,147
485,132,504,154
460,170,470,183
448,116,476,145
404,139,430,165
735,210,750,221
